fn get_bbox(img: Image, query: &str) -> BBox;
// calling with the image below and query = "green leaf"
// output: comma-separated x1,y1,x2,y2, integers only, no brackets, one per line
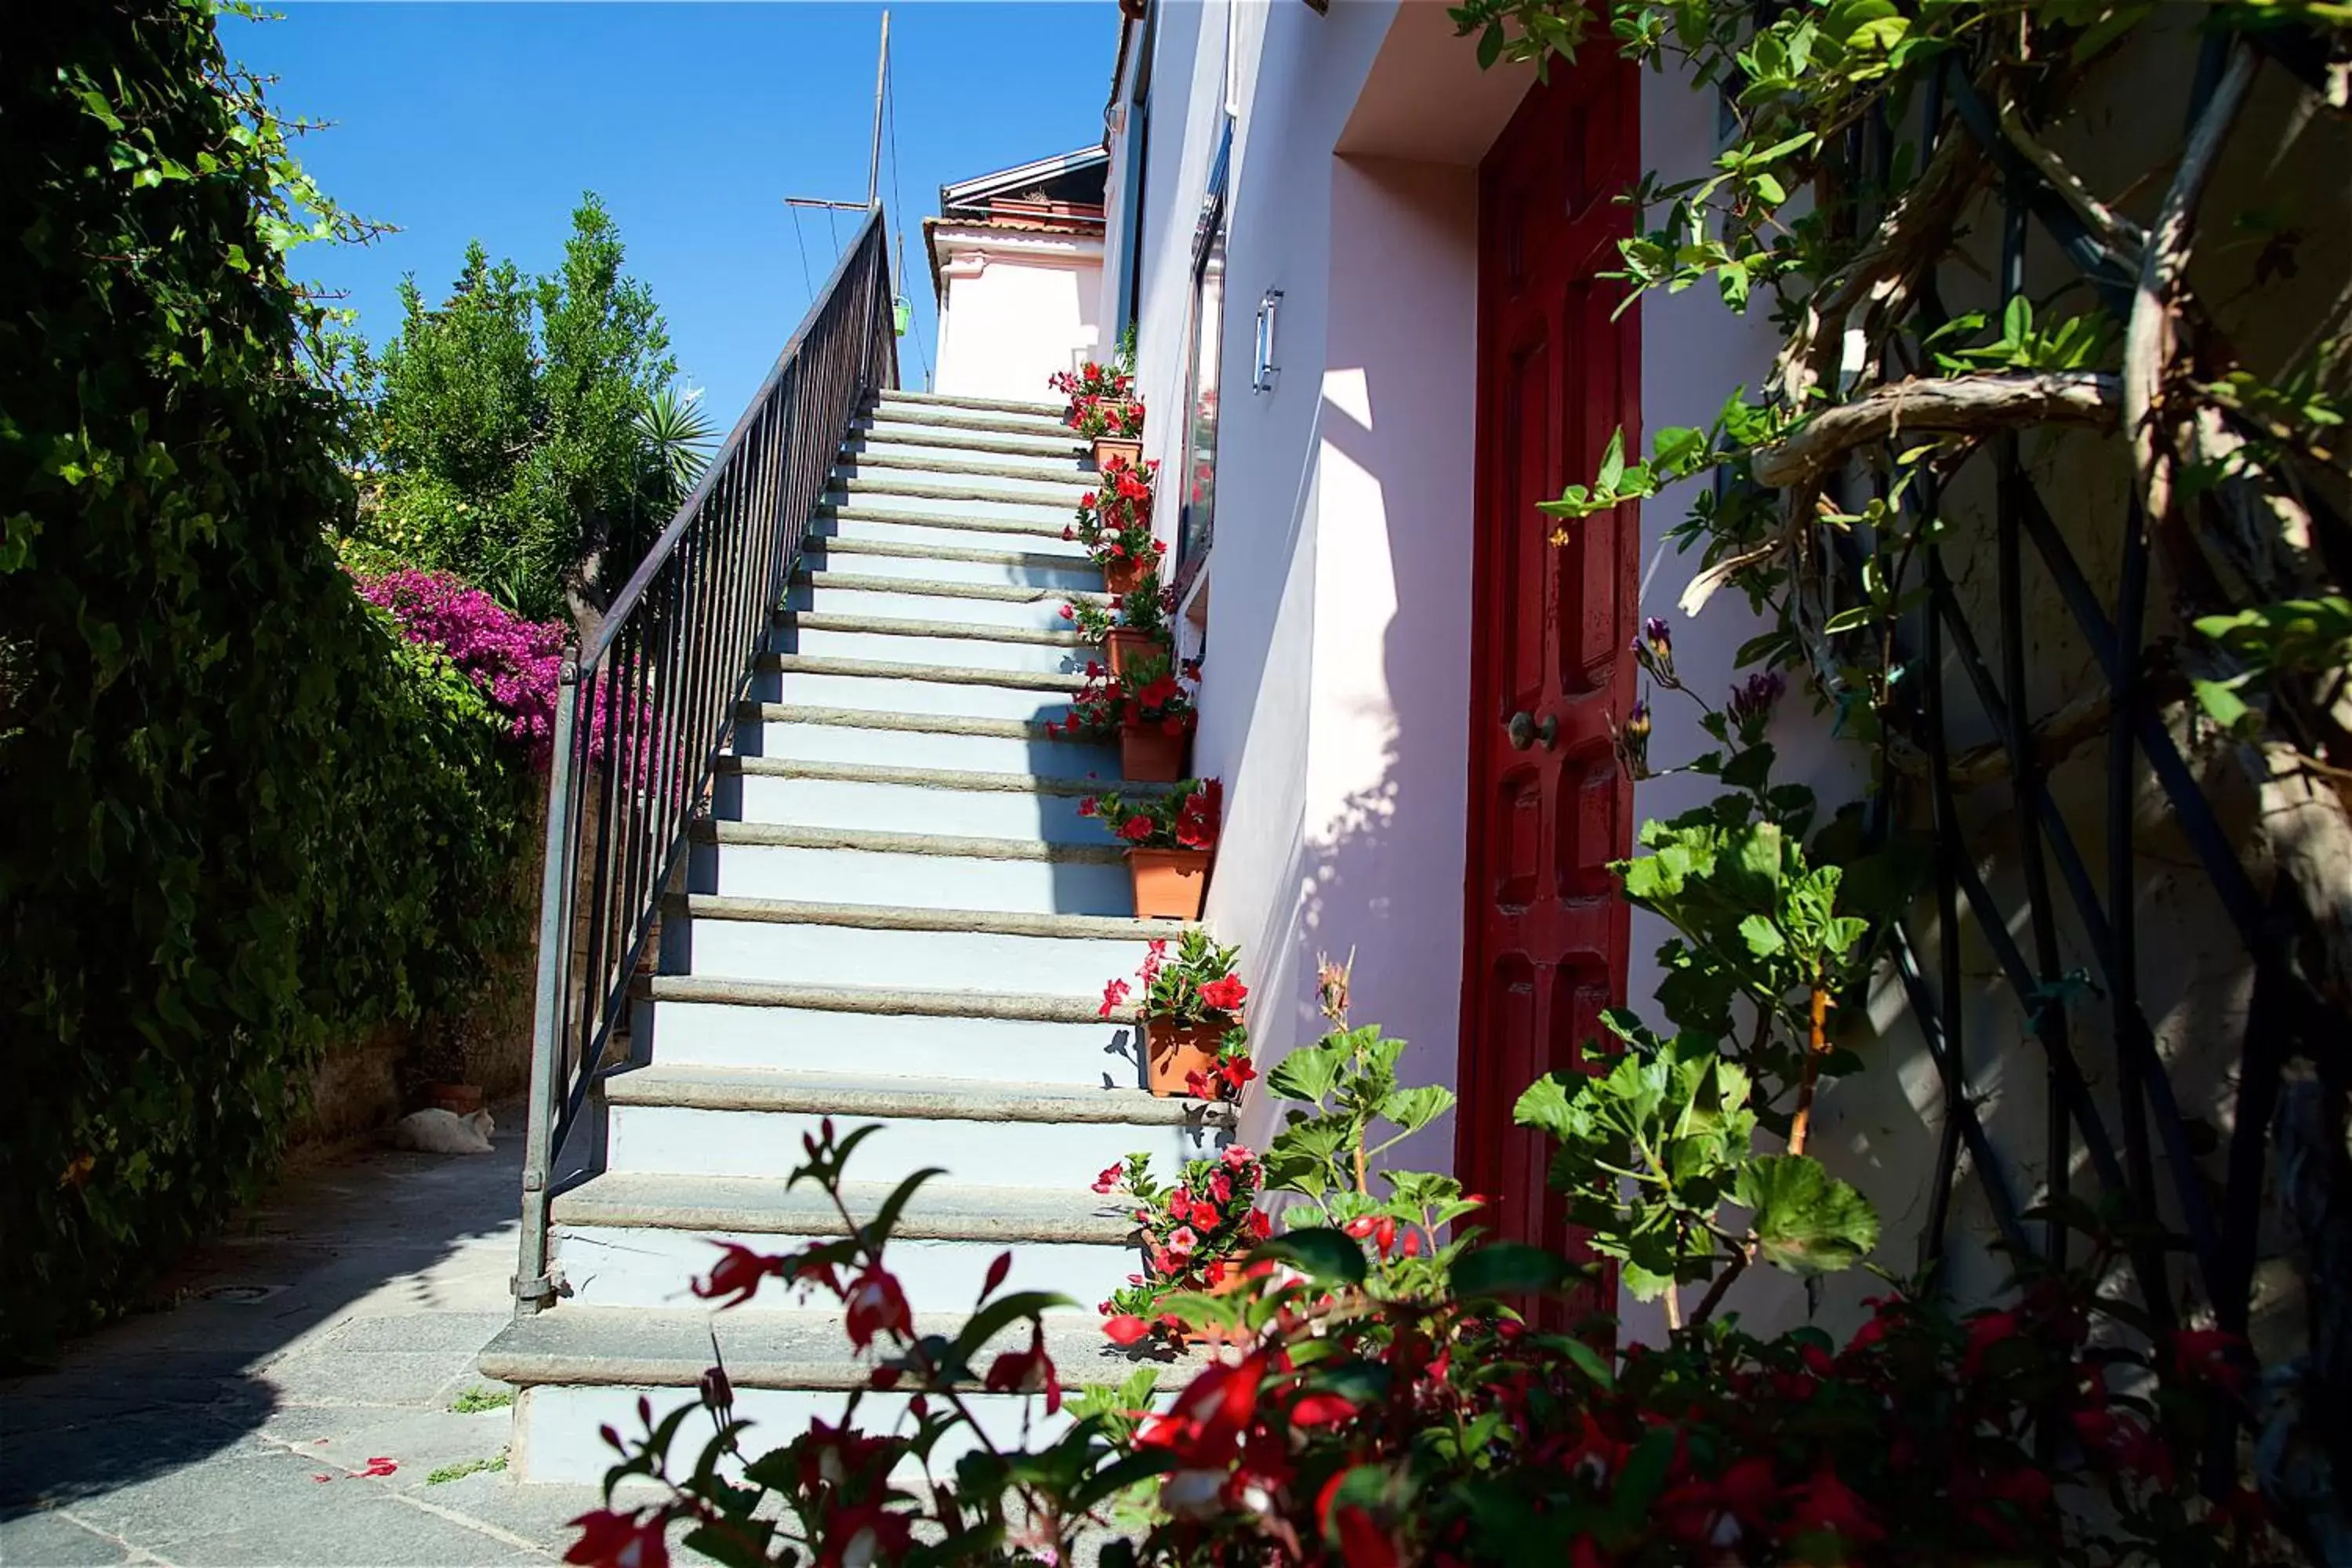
1596,429,1626,493
1737,913,1787,959
1254,1226,1368,1287
1734,1154,1878,1277
947,1290,1080,1367
2191,677,2252,731
1381,1083,1454,1134
1450,1241,1577,1300
1267,1040,1344,1104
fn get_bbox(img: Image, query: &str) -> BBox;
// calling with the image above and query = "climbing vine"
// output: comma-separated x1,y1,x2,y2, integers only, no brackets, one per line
0,0,530,1352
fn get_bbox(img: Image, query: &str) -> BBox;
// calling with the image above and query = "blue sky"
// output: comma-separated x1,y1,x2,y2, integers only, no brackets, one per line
230,2,1117,419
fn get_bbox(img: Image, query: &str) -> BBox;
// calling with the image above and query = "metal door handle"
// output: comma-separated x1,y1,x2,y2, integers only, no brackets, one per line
1506,711,1558,751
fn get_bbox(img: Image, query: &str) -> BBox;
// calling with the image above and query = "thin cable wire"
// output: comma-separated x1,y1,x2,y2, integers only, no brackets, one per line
825,202,840,261
884,53,933,390
789,205,815,304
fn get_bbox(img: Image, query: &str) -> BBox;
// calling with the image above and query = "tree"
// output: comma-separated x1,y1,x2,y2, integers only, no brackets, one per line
364,197,699,634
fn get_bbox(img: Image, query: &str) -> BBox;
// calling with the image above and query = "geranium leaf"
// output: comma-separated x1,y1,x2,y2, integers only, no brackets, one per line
1734,1153,1878,1277
1252,1226,1367,1287
1449,1241,1576,1300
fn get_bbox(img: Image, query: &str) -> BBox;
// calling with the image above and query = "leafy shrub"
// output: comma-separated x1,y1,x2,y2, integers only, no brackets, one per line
355,568,569,752
358,201,693,626
0,0,532,1355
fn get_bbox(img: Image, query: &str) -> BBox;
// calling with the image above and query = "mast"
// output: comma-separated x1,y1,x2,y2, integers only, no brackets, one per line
867,10,890,209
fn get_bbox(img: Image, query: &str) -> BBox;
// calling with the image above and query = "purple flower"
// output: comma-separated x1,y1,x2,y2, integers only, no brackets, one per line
1615,698,1653,782
352,568,632,765
1726,670,1787,732
1633,614,1675,683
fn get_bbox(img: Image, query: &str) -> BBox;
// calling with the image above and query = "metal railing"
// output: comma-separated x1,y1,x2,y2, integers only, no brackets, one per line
512,208,898,1309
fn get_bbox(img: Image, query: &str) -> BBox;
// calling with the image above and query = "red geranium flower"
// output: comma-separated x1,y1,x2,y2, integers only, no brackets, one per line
691,1241,780,1309
1104,1314,1152,1346
843,1266,910,1350
1199,975,1248,1012
1782,1465,1882,1545
1119,815,1155,843
565,1508,669,1568
983,1327,1062,1414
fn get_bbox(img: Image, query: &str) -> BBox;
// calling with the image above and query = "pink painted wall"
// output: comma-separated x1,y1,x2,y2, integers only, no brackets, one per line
931,226,1103,401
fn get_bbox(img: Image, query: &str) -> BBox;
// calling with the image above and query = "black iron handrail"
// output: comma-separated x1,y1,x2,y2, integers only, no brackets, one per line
512,208,897,1308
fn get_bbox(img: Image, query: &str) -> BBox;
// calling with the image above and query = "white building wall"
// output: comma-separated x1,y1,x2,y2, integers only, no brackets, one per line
930,226,1103,401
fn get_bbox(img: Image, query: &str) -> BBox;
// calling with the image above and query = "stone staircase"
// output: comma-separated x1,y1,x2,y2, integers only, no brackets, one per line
479,390,1229,1483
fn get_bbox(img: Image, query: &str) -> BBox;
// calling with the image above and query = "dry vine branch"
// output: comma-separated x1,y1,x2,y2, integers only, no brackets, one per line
1750,371,2121,488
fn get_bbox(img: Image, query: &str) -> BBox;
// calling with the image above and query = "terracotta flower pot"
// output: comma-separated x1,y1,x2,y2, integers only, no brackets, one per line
1103,557,1146,595
422,1082,484,1117
1120,721,1188,782
1103,626,1159,681
1129,846,1209,920
1093,435,1144,470
1145,1018,1225,1098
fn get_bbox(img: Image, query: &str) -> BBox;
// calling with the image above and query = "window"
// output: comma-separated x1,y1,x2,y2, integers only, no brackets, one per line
1112,10,1155,343
1174,123,1230,589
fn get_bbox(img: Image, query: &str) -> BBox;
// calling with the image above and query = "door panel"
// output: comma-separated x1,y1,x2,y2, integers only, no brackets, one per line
1456,56,1639,1324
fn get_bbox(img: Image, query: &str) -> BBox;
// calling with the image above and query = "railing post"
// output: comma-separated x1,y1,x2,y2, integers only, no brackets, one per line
514,661,583,1316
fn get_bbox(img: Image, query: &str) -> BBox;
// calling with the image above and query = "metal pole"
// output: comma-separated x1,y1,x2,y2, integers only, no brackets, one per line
867,9,890,209
513,663,583,1315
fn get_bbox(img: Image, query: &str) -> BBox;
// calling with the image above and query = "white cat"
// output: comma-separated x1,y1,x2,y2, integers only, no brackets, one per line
387,1108,497,1155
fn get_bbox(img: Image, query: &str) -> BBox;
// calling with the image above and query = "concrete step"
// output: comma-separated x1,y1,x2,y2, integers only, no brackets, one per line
847,424,1089,466
863,408,1083,445
787,572,1105,633
804,536,1102,592
808,505,1088,561
735,702,1119,779
663,895,1163,995
549,1174,1140,1315
750,655,1081,724
838,450,1096,495
689,819,1131,913
715,757,1124,840
880,389,1070,419
631,974,1149,1084
829,478,1083,529
487,1308,1181,1484
598,1063,1234,1185
773,612,1093,678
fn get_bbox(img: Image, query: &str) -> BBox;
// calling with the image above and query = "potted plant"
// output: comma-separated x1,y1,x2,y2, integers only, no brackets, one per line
1060,563,1175,681
1047,360,1145,470
1080,777,1220,920
1065,456,1160,593
1115,649,1196,782
1098,929,1248,1098
1040,663,1123,746
1090,1145,1270,1348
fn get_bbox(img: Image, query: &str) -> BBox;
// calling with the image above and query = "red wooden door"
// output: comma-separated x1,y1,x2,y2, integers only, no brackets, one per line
1455,58,1640,1308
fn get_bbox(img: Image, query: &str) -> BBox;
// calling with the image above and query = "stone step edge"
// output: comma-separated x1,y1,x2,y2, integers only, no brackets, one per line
792,569,1109,606
844,451,1095,490
635,975,1136,1025
598,1065,1234,1129
715,755,1147,797
758,652,1087,694
478,1308,1189,1392
691,820,1122,865
880,389,1069,419
815,503,1074,541
848,426,1089,462
670,894,1188,942
775,609,1087,650
550,1173,1138,1244
860,408,1083,442
806,534,1092,573
737,701,1089,743
837,476,1089,510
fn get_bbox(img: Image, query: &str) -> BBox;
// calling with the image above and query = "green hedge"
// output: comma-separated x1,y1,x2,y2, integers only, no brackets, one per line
0,1,532,1356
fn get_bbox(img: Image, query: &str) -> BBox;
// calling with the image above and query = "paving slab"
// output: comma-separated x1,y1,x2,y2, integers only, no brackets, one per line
0,1111,615,1566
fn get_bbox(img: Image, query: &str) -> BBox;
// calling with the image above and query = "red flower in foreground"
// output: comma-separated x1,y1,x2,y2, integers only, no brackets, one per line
843,1266,911,1350
984,1327,1063,1414
815,1501,913,1568
692,1241,779,1308
1091,1161,1125,1196
1104,1314,1152,1346
1334,1507,1400,1568
1782,1465,1883,1546
566,1508,670,1568
1119,815,1155,843
1199,975,1248,1013
1099,978,1132,1018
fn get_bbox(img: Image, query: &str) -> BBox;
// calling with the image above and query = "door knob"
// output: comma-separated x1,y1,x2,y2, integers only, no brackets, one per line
1506,710,1558,751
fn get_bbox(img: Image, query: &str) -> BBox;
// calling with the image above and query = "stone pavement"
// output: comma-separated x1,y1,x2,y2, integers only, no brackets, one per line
1,1111,608,1566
